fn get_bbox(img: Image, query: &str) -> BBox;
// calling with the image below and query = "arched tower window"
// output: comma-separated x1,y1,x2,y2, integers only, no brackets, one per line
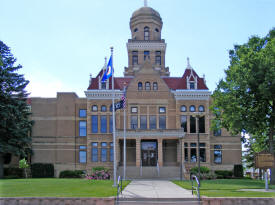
138,82,143,90
153,82,158,90
144,27,150,40
145,82,151,90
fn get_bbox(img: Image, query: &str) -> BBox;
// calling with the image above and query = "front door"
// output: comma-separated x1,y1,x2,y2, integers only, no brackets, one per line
141,141,157,166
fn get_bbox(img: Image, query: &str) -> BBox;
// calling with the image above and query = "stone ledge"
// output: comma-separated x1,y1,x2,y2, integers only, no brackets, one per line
201,197,275,205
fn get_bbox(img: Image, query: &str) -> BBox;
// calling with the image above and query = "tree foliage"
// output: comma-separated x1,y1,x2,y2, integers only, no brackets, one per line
0,40,33,178
211,28,275,182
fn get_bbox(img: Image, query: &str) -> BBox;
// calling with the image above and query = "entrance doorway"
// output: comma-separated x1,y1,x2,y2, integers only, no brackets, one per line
141,140,157,166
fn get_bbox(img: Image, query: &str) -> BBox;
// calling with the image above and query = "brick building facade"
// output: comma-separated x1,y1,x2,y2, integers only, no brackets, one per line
28,4,241,178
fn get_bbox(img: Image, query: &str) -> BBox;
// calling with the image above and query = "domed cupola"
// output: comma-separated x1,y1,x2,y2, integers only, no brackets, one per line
130,2,163,41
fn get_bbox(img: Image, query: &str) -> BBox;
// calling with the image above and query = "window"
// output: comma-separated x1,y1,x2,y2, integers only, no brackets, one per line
101,82,106,89
101,142,107,162
214,145,222,164
190,143,197,163
184,143,188,162
92,105,98,112
79,109,86,118
150,116,156,129
144,51,150,60
190,82,195,89
109,105,113,112
214,129,222,136
131,116,138,129
200,143,206,162
153,82,158,90
131,107,138,113
159,107,166,113
92,142,98,162
100,115,107,133
79,121,87,137
199,116,205,133
189,105,196,112
181,105,186,112
138,82,143,90
145,82,151,90
110,142,114,162
181,115,187,132
101,105,107,112
109,115,113,133
155,51,161,65
159,116,166,129
140,116,147,130
144,27,150,40
198,105,205,112
91,115,98,133
155,28,159,32
79,146,87,163
190,116,196,133
134,28,138,32
132,51,138,65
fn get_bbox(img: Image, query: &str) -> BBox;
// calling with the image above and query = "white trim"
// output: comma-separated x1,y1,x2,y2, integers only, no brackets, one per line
172,90,211,100
85,90,124,99
127,42,166,51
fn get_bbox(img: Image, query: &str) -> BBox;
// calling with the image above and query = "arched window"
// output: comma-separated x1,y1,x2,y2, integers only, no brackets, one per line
153,82,158,90
101,105,107,112
134,28,138,32
145,82,151,90
181,105,187,112
138,82,143,90
144,27,150,40
189,105,196,112
155,28,159,32
92,105,98,112
199,105,205,112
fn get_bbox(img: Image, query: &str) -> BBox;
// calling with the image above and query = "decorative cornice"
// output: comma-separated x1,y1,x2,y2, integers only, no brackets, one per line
116,130,185,138
85,90,124,100
127,42,166,51
171,90,211,100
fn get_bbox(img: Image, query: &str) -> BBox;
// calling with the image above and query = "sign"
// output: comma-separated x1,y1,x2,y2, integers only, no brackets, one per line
255,152,275,169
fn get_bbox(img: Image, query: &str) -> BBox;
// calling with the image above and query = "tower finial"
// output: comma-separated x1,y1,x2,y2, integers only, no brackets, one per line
144,0,148,7
187,57,191,68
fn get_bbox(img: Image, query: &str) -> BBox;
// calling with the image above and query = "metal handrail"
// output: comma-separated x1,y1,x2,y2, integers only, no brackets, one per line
191,174,200,200
156,160,160,177
116,176,123,205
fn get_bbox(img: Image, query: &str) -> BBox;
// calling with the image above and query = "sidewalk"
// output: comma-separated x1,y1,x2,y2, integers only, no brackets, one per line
120,180,195,198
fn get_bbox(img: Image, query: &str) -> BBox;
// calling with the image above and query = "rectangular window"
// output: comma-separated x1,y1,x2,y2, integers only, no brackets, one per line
181,115,187,132
101,142,107,162
144,51,150,60
79,121,87,137
155,56,161,65
110,142,114,162
184,143,188,162
214,145,222,164
190,82,195,89
92,142,98,162
131,107,138,113
159,107,166,113
132,51,138,65
140,115,147,130
109,115,113,133
190,116,196,133
159,116,166,129
190,143,197,163
131,116,138,129
200,143,206,162
79,146,87,163
149,116,156,129
91,115,98,133
100,115,107,133
79,109,87,118
199,116,205,133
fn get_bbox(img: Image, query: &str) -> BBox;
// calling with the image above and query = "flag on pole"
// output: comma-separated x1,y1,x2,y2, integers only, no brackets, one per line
101,55,113,82
121,90,126,109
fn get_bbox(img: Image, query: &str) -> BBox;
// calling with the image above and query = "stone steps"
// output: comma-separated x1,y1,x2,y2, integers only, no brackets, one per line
117,198,201,205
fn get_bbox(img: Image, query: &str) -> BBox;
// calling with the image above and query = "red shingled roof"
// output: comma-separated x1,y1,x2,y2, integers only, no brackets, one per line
87,68,208,90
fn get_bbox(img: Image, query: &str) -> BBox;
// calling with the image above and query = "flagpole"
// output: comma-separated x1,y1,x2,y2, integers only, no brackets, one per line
111,47,117,186
123,85,126,180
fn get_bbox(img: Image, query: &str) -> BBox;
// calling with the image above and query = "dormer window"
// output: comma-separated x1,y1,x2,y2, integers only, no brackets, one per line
144,27,150,40
101,82,106,89
190,82,195,89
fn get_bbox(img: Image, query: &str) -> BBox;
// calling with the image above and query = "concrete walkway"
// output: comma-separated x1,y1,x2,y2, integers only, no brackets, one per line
120,180,195,198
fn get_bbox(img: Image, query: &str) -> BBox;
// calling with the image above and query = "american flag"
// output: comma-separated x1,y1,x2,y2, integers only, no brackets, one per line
121,91,126,109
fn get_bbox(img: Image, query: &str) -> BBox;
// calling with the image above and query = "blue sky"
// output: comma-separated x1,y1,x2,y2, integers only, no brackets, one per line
0,0,274,97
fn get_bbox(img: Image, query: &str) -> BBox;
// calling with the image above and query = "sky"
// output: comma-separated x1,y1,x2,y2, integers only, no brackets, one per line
0,0,274,98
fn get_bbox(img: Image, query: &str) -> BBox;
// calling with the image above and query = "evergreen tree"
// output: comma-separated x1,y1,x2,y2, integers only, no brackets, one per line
0,41,33,178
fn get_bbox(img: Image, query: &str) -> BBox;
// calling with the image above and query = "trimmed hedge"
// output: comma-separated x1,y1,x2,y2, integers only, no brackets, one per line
59,170,85,178
234,164,244,178
4,167,23,179
31,163,54,178
190,166,210,174
214,170,233,179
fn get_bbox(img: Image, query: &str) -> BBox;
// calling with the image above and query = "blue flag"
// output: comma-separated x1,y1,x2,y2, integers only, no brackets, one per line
101,55,113,82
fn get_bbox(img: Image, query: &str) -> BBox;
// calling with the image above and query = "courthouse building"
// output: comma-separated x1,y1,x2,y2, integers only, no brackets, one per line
29,4,241,178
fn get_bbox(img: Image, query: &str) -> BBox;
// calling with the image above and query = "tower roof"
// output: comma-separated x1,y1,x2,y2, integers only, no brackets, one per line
131,6,161,19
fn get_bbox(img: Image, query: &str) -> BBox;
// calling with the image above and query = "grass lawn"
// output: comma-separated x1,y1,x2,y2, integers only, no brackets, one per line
173,179,275,197
0,178,130,197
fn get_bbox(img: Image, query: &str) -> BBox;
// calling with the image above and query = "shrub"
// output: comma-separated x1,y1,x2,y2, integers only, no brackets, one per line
92,166,109,173
234,164,244,178
214,170,233,179
200,173,217,180
86,167,110,180
31,163,54,178
59,170,85,178
190,166,210,174
4,167,23,178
